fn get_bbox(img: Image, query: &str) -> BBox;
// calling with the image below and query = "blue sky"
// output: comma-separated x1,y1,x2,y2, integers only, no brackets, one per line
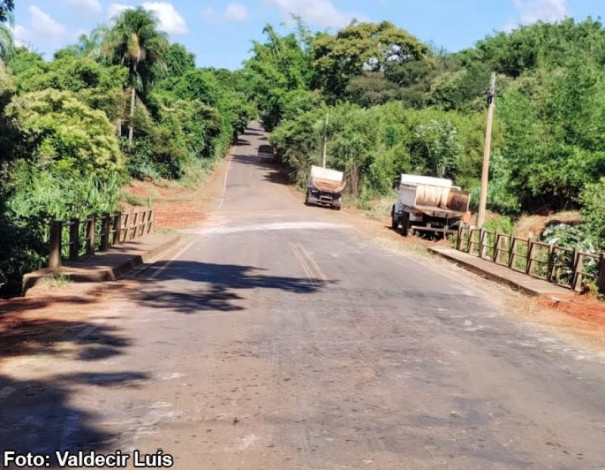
10,0,605,69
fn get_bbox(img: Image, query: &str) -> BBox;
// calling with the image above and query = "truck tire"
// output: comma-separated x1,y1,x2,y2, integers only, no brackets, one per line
401,212,410,236
304,190,310,205
391,206,399,230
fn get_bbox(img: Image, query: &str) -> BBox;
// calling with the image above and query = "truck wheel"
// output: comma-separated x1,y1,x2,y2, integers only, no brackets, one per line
401,212,410,236
391,206,399,230
304,190,310,205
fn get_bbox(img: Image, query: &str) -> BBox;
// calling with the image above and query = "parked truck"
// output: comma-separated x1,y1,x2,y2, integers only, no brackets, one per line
305,165,346,210
391,174,470,237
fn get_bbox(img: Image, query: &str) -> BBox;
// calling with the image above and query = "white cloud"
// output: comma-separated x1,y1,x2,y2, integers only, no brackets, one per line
262,0,364,29
107,2,133,20
512,0,568,24
61,0,102,16
202,6,218,22
13,6,67,47
225,3,247,22
107,2,187,35
142,2,188,35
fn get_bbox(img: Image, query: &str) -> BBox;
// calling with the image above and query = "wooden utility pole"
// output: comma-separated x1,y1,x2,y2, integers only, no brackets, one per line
477,72,496,229
322,113,329,168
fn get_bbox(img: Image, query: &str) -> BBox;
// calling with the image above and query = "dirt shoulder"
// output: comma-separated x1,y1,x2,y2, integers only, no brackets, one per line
125,155,232,230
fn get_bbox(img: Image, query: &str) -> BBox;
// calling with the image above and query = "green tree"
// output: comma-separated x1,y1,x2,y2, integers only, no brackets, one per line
163,43,195,78
6,89,125,177
101,7,169,141
0,0,13,23
411,119,462,178
0,23,12,61
312,21,429,102
6,47,44,77
345,72,401,107
56,30,106,60
244,23,313,130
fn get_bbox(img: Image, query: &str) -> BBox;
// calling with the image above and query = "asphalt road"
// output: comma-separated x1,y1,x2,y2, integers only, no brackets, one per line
2,123,605,469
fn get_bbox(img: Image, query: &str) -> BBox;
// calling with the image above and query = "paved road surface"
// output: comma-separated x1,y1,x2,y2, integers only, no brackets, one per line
2,123,605,469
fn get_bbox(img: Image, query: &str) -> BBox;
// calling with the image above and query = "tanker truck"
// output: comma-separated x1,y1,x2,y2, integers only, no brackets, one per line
391,174,470,237
305,165,346,210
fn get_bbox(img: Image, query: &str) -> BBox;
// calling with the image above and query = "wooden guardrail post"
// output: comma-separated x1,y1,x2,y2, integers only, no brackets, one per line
128,212,139,240
479,229,485,258
139,211,147,237
526,239,534,274
69,218,80,260
85,216,95,255
113,212,122,245
598,253,605,294
572,250,583,291
121,213,129,243
547,244,555,282
508,238,517,268
49,221,63,269
493,234,501,263
100,213,110,251
148,209,154,234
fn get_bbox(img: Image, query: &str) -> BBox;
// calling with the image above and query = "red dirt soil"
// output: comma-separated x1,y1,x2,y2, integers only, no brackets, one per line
537,293,605,328
124,156,231,229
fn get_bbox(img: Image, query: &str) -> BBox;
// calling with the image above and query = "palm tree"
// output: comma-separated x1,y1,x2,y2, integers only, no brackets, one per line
69,29,105,59
101,7,168,141
0,23,13,62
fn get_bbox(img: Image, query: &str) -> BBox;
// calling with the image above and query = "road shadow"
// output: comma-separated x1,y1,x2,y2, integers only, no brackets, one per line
231,152,293,187
233,137,251,146
135,261,337,314
0,309,146,462
264,167,291,186
231,153,272,167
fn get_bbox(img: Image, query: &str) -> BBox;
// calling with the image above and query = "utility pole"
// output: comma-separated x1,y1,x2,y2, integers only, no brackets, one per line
322,113,329,168
477,72,496,229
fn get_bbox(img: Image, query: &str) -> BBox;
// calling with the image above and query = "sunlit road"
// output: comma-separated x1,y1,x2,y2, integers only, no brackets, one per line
2,123,605,469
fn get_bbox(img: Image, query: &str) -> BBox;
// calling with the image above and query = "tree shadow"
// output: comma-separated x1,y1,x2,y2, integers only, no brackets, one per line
264,168,291,185
230,152,293,187
0,309,146,461
231,153,272,167
233,138,251,146
135,261,337,314
0,371,148,464
0,318,131,360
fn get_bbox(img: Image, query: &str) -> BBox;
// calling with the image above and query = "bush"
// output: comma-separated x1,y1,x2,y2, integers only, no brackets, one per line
580,178,605,250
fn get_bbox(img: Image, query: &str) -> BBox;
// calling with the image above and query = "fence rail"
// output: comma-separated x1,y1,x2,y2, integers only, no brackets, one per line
48,209,154,268
456,226,605,294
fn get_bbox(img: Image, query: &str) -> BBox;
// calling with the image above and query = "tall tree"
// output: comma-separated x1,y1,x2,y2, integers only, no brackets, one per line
101,7,168,141
0,23,12,61
0,0,13,23
312,21,429,102
244,23,314,129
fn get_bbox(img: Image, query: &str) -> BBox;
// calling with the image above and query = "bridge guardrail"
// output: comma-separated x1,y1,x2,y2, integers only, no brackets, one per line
456,226,605,293
48,209,154,269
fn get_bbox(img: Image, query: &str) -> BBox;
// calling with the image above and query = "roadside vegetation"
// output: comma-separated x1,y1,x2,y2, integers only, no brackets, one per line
244,19,605,257
2,2,605,296
0,5,253,295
